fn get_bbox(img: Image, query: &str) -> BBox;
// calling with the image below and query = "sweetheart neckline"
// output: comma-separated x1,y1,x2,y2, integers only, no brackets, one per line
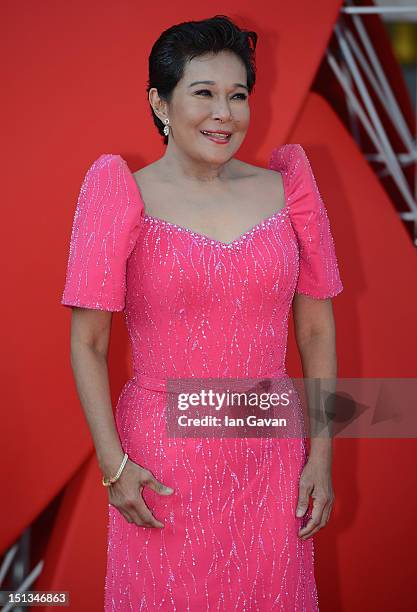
121,156,289,249
141,206,290,249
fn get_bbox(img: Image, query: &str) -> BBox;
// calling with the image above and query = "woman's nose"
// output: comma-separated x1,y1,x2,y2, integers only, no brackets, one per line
212,101,232,122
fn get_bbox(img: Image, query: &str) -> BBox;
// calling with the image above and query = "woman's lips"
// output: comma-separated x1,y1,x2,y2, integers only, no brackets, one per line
200,131,231,144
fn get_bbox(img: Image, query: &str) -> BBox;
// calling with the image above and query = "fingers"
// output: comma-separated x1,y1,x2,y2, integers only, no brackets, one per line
298,500,323,540
142,469,175,496
119,508,133,524
296,480,312,518
298,494,334,540
123,493,165,528
116,501,164,528
108,463,174,528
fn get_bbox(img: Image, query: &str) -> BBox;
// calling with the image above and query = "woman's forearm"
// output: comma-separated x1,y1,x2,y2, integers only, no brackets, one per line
70,342,125,476
296,332,338,464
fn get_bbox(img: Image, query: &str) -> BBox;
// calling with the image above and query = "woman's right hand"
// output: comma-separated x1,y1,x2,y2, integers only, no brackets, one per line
107,459,174,528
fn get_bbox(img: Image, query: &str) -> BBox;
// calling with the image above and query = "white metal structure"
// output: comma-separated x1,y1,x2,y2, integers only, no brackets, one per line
327,1,417,243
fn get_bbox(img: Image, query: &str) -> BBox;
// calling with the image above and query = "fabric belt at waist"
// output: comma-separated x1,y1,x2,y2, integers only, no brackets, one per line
132,369,288,394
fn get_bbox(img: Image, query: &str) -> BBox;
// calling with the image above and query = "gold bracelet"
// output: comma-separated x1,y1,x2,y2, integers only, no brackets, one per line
102,452,129,487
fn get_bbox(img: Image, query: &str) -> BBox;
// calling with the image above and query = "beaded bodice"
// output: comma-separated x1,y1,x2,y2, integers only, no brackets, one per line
61,143,343,382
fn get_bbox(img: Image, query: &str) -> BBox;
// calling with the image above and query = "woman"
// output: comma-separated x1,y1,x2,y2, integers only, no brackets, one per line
61,15,343,611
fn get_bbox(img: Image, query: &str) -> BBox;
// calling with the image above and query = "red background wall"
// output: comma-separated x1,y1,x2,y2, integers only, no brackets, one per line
1,1,416,610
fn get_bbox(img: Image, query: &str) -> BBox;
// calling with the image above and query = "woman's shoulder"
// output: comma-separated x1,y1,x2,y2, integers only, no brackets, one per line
74,153,145,216
232,143,304,179
131,159,161,184
268,143,322,201
75,153,128,191
83,152,162,182
85,152,126,170
268,143,307,172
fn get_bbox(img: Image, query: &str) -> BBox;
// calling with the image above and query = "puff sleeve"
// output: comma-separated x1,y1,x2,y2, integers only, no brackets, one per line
60,154,144,311
284,144,343,299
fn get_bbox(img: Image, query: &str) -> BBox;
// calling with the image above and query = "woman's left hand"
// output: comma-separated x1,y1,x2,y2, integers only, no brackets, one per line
296,456,334,540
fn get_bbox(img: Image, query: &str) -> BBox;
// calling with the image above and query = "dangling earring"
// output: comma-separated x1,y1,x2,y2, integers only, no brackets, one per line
163,118,170,136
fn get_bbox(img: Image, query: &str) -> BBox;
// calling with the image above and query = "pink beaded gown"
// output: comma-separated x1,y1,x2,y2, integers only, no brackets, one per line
61,143,343,611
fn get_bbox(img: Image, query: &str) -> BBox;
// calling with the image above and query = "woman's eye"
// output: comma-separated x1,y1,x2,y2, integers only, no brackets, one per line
194,90,247,100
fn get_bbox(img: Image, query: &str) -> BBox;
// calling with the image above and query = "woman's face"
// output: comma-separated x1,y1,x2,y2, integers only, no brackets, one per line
162,50,250,164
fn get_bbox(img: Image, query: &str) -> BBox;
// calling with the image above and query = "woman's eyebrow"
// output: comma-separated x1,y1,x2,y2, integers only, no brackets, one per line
188,80,248,91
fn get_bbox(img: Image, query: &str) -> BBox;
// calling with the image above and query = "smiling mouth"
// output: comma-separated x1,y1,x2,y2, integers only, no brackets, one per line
200,131,232,142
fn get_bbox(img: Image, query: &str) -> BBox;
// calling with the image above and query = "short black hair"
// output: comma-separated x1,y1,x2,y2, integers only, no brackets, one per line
146,15,258,144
